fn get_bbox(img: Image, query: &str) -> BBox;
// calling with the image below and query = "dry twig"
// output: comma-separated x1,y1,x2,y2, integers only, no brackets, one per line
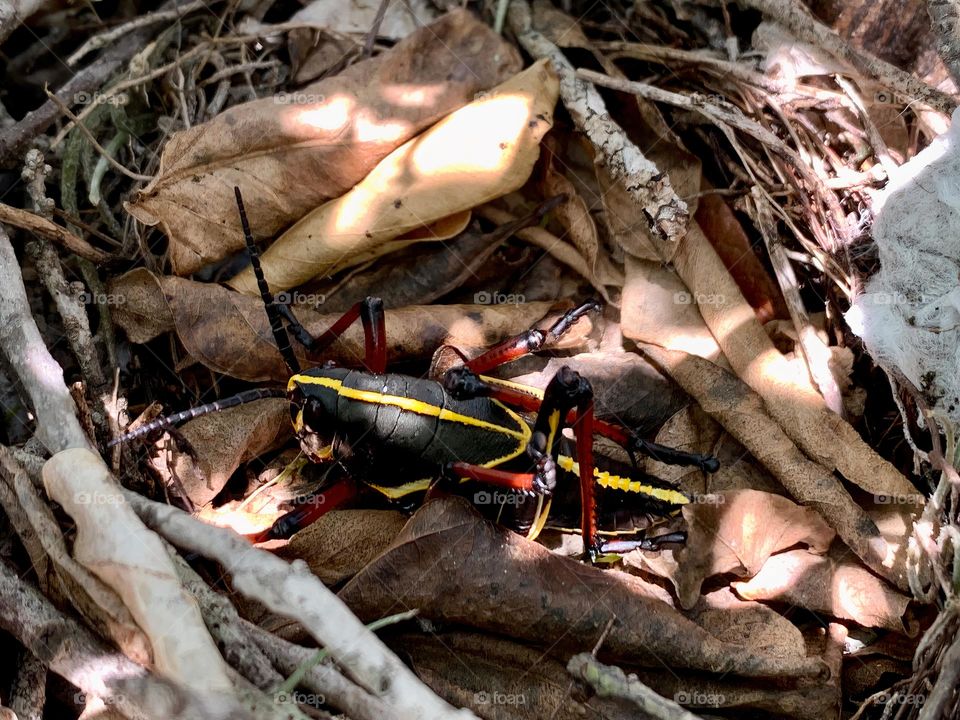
742,0,956,112
567,653,703,720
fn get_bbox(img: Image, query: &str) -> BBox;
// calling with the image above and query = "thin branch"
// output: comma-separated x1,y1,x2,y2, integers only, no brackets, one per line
0,203,109,263
929,0,960,86
67,0,213,66
567,654,704,720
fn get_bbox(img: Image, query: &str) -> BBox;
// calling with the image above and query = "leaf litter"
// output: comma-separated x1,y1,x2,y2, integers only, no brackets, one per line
2,0,954,718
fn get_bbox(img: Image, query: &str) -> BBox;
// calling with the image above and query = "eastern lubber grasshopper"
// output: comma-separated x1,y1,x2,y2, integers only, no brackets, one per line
112,188,719,559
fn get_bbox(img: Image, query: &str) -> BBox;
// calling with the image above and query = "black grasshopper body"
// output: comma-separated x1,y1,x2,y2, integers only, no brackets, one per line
286,366,692,545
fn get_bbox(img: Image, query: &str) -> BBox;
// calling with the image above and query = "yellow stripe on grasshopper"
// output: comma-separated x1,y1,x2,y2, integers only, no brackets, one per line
368,478,433,499
556,455,689,505
289,373,531,467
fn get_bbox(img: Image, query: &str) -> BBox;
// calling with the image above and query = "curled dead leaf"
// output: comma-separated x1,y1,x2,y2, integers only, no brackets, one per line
473,204,622,301
638,344,913,591
622,255,725,361
277,509,408,587
542,153,599,273
631,489,835,610
146,399,291,509
732,548,914,633
395,631,635,720
228,59,560,293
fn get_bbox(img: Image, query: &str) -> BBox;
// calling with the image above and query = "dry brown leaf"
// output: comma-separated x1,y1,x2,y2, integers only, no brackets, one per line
147,399,291,509
312,220,505,311
669,489,835,609
542,155,599,272
126,11,521,275
625,620,843,720
688,587,807,659
733,548,913,632
108,269,557,381
694,193,788,323
288,30,358,85
287,0,436,39
277,509,408,586
229,60,560,294
473,204,621,300
643,218,919,502
632,661,837,720
338,497,827,679
531,0,592,48
676,490,835,605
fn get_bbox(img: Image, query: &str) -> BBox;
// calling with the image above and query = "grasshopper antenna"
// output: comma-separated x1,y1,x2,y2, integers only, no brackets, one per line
107,387,286,447
234,186,301,375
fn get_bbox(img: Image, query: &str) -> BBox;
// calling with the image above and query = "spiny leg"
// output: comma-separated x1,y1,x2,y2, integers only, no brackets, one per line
600,531,687,554
280,296,387,375
249,477,358,542
463,299,601,375
444,463,538,493
526,366,601,557
448,366,602,555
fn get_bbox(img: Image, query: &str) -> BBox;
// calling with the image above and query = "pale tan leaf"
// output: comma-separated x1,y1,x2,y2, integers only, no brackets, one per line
229,60,560,294
733,548,913,632
671,489,836,609
621,254,725,360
